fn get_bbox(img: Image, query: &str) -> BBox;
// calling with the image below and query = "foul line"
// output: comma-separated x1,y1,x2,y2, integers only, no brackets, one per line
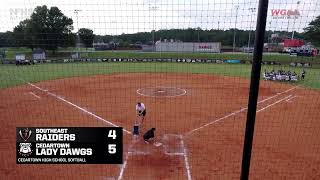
27,82,131,134
185,86,297,135
118,151,130,180
180,135,192,180
29,92,41,99
257,95,292,112
286,95,298,102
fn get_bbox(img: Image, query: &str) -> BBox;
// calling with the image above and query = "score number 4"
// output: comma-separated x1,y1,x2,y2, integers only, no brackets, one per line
108,130,117,154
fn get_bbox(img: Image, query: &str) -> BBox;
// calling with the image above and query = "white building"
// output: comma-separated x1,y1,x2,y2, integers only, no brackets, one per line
155,41,221,53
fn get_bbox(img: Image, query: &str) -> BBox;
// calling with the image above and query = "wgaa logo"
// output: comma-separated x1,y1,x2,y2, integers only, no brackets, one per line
19,143,33,157
19,128,32,141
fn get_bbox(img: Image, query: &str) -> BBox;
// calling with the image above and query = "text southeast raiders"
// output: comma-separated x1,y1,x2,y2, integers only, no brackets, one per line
36,133,75,141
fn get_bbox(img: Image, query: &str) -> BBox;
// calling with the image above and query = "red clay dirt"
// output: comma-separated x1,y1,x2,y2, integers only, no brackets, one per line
0,73,319,180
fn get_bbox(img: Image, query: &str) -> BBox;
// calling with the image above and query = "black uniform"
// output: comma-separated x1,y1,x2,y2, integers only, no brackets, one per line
301,70,305,80
143,128,155,141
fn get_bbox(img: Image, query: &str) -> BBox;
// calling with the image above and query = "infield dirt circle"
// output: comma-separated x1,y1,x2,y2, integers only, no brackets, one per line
137,86,187,97
0,73,319,179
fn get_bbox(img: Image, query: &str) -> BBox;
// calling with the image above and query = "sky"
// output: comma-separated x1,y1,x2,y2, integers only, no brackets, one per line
0,0,319,35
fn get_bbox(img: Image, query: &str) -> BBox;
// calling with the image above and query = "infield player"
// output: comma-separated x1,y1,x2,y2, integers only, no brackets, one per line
136,102,146,123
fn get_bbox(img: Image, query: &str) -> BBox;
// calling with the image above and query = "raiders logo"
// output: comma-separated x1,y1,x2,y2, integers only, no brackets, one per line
19,128,32,141
19,143,32,157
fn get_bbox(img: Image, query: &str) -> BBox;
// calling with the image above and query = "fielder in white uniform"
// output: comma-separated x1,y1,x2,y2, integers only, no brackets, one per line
136,102,146,121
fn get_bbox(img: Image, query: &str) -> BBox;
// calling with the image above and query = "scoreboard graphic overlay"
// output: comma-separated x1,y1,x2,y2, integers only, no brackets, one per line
16,127,123,164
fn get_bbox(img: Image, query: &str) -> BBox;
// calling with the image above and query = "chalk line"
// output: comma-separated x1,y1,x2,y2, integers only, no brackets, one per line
27,83,131,134
186,86,297,135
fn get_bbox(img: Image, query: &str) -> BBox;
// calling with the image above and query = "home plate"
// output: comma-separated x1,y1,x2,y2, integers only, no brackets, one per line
154,142,163,147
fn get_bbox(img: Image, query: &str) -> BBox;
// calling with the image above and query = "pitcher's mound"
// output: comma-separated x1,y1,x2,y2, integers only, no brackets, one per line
137,87,186,97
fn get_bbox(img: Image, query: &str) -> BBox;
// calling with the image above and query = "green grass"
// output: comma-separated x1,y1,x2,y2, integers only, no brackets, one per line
0,62,319,89
2,47,319,63
0,47,32,59
86,51,320,63
88,51,320,63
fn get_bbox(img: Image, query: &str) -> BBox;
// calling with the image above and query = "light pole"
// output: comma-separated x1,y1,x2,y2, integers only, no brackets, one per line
247,8,256,52
74,9,82,55
149,6,158,52
291,1,300,39
110,21,117,51
233,5,239,53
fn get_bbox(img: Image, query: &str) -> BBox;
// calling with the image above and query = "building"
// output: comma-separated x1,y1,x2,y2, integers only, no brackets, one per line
32,49,46,60
15,53,26,61
93,42,111,50
155,41,221,53
283,39,304,48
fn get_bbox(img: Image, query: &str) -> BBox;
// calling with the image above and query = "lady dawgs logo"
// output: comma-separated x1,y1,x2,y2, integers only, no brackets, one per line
19,143,33,157
18,128,33,157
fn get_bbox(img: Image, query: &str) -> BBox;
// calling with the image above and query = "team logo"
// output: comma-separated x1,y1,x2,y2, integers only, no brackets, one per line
19,143,33,157
19,128,32,142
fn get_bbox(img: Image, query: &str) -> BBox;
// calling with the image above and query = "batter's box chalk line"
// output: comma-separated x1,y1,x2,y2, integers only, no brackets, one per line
127,134,185,156
161,134,185,155
128,140,152,155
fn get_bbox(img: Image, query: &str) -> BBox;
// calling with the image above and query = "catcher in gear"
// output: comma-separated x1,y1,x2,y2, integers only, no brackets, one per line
143,128,156,143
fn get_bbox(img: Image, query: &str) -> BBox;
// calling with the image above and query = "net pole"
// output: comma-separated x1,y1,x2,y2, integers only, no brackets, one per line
240,0,269,180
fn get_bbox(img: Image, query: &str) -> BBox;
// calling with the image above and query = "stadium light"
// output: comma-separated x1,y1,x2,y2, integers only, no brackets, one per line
74,9,82,53
247,8,256,52
110,21,117,51
74,9,82,33
291,1,301,39
233,5,239,53
149,6,159,51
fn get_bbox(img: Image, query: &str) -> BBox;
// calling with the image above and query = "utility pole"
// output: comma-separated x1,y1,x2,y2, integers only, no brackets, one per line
248,8,256,52
74,9,82,56
110,21,117,52
149,6,159,52
291,1,300,39
233,5,239,53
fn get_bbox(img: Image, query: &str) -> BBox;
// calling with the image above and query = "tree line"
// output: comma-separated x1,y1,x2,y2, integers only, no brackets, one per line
0,5,319,51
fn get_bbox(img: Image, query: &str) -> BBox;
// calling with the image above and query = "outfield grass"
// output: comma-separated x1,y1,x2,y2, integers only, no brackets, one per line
0,47,32,59
0,62,319,89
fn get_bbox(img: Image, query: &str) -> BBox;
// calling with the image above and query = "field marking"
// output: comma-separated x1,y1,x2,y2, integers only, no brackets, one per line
136,86,187,97
257,95,292,112
118,143,133,180
118,152,129,180
180,135,192,180
165,152,185,156
27,82,131,134
29,92,41,99
185,86,297,135
286,95,298,102
256,86,297,104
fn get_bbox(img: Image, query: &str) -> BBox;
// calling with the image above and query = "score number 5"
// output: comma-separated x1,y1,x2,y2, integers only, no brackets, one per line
108,130,117,154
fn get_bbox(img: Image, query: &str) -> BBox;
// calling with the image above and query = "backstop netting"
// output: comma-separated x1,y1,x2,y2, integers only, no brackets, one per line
0,0,319,179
